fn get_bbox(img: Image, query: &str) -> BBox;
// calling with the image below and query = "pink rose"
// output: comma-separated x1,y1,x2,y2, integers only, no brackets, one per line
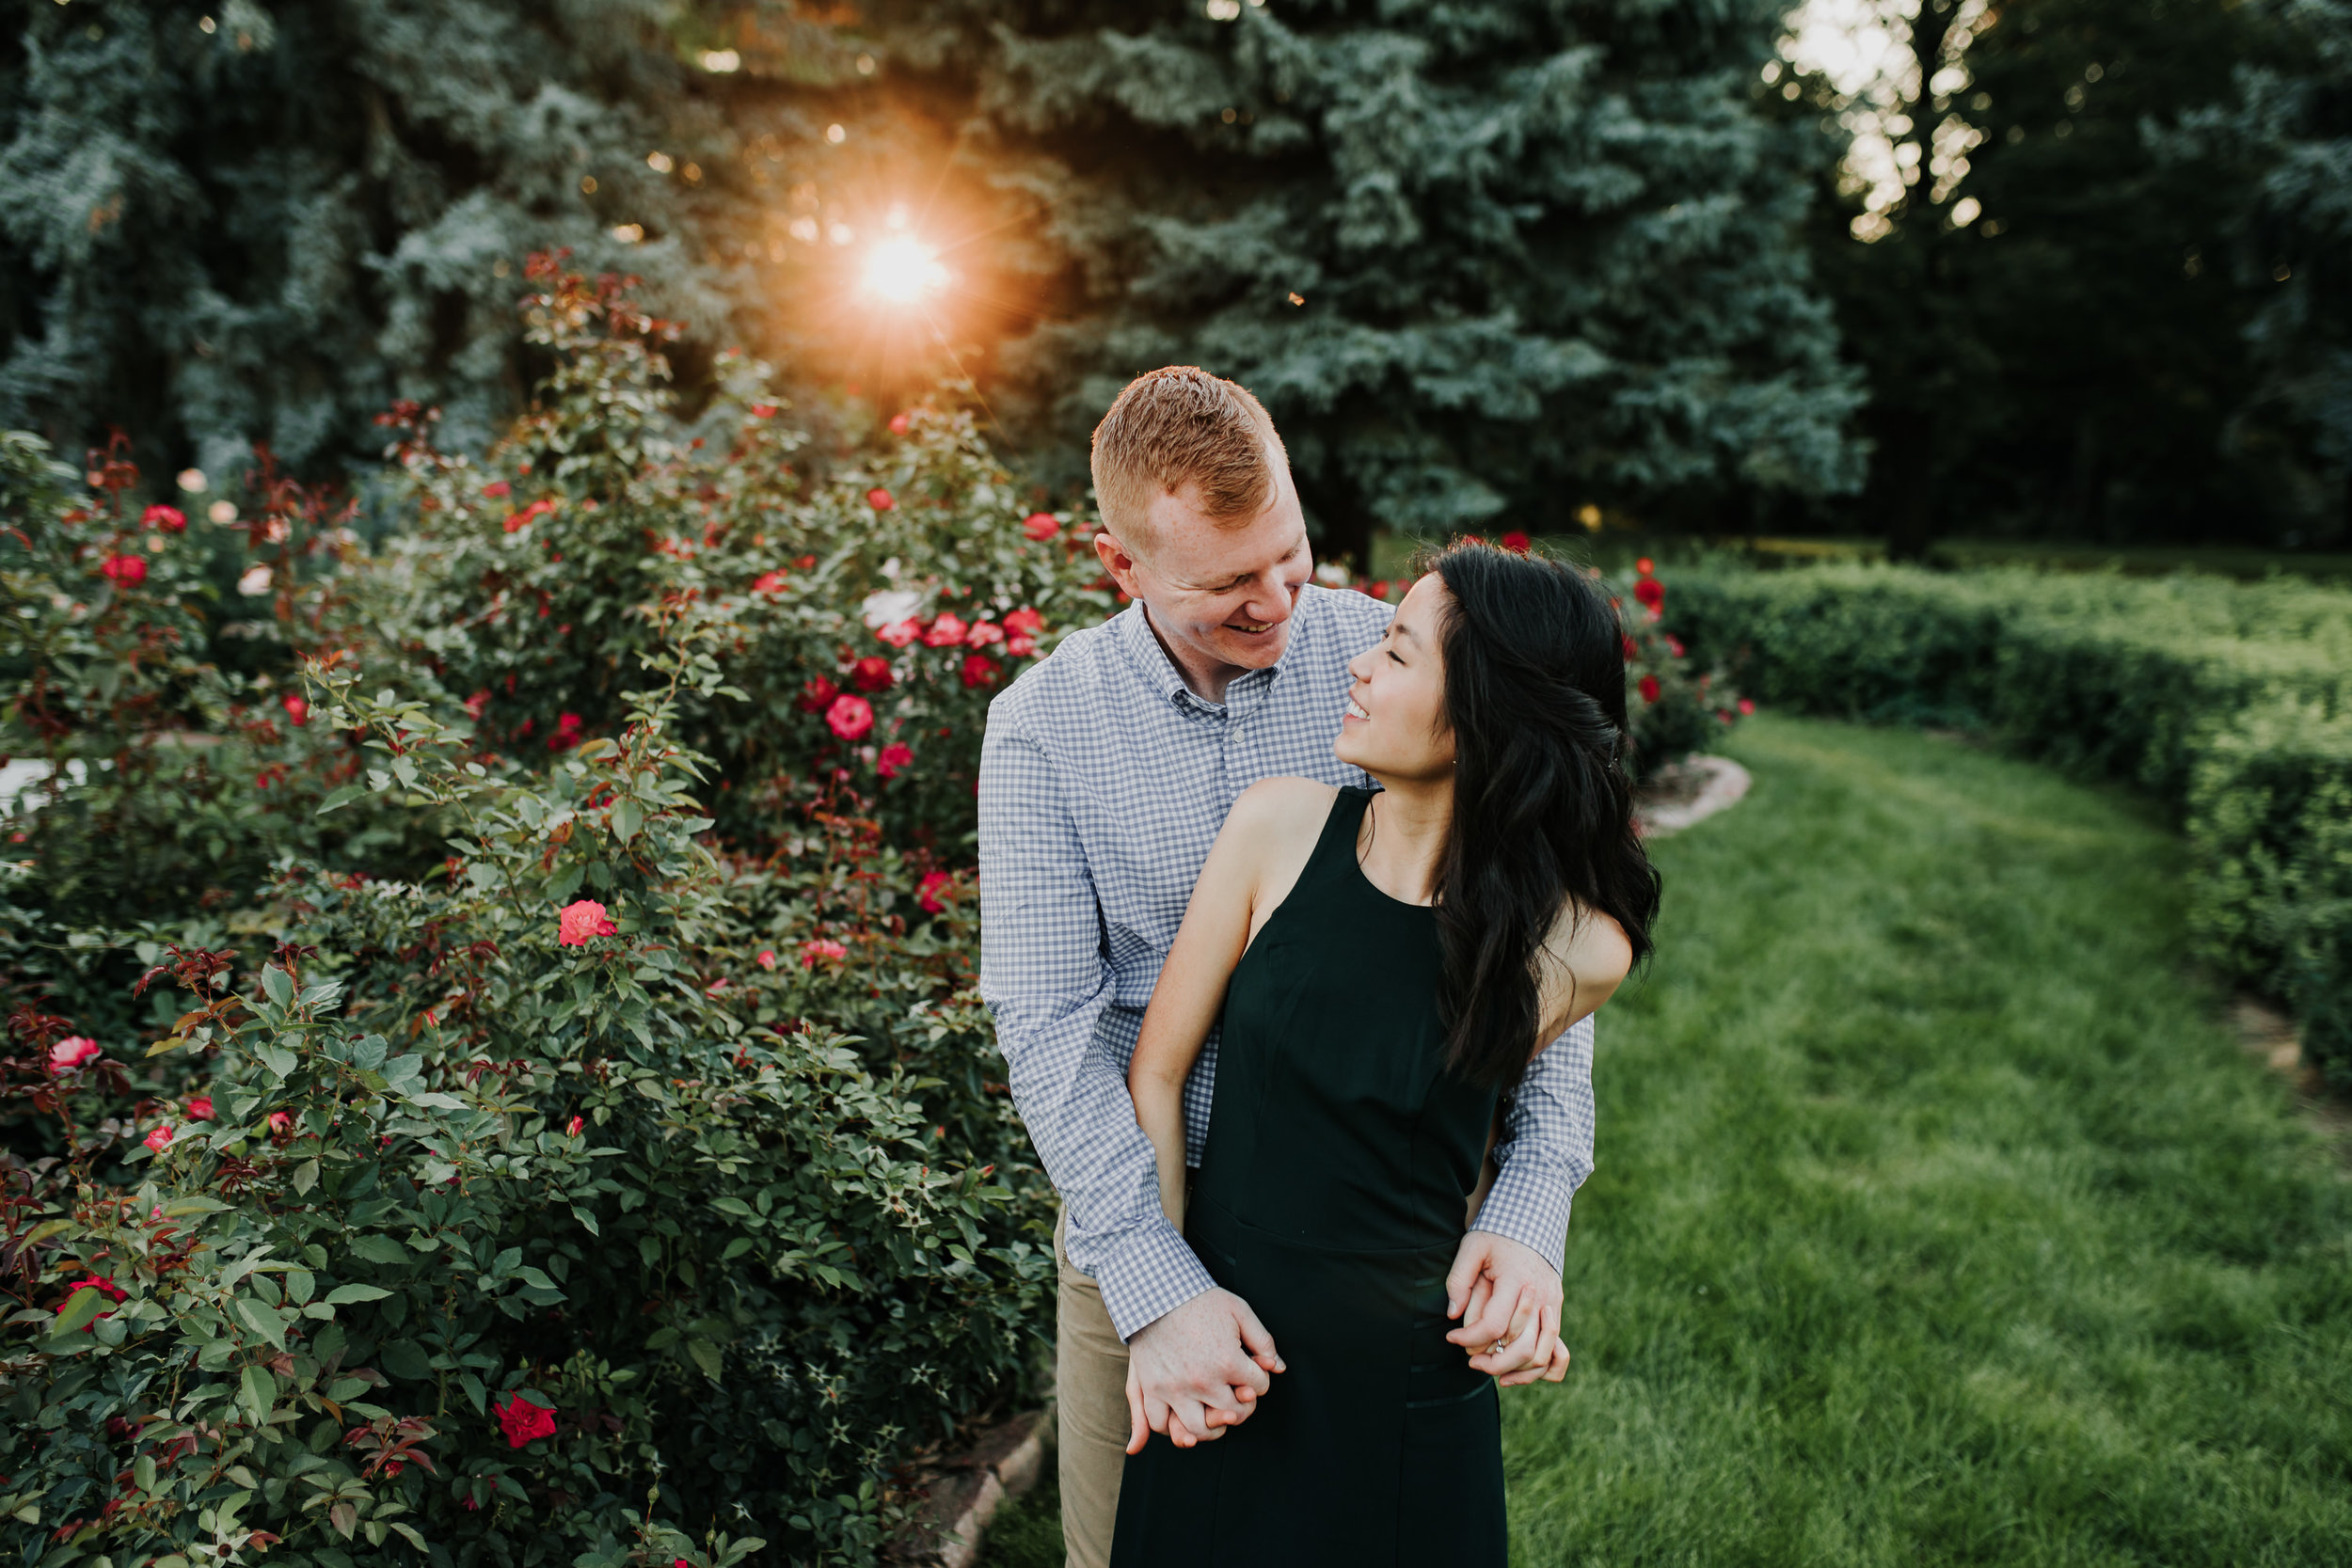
923,613,966,648
756,949,777,971
964,620,1005,648
48,1037,100,1074
143,503,187,532
144,1124,174,1152
558,898,618,946
1022,513,1059,541
750,404,778,420
876,618,922,649
752,570,789,595
1738,698,1756,716
268,1111,294,1135
186,1096,214,1121
566,1116,584,1137
878,742,914,780
888,413,910,435
800,938,848,968
483,481,512,499
825,694,874,741
866,487,895,512
282,693,309,726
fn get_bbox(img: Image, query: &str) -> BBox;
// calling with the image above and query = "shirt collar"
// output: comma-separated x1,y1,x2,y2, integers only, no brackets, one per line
1115,588,1322,711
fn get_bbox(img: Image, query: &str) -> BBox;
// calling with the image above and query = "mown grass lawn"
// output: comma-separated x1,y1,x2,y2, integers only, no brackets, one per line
981,714,2352,1566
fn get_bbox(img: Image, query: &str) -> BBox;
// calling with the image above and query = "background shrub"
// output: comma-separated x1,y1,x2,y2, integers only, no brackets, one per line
1667,560,2352,1085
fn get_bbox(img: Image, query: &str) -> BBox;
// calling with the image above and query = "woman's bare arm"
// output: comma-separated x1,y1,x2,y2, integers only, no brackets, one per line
1129,780,1333,1231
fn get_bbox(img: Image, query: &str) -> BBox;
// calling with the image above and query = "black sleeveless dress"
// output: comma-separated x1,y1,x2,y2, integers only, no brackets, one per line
1109,786,1507,1567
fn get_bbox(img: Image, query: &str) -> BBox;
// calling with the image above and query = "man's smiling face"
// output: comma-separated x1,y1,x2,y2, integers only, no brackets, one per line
1094,446,1315,699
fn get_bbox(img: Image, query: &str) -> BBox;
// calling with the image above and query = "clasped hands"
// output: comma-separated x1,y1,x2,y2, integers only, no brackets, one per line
1121,1231,1571,1452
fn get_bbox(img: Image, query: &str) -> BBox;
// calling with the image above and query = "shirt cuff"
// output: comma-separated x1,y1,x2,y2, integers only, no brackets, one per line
1087,1212,1219,1341
1468,1154,1579,1276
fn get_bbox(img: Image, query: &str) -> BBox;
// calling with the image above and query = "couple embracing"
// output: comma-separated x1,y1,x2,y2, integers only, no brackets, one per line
977,368,1660,1566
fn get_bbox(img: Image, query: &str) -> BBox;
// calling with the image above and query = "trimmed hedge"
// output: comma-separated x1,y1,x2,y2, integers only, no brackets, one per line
1667,562,2352,1086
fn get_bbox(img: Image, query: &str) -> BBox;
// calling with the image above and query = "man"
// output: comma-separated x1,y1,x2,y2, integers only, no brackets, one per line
977,368,1595,1566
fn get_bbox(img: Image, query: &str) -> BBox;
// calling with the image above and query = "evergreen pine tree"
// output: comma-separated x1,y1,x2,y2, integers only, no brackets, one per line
869,0,1865,564
0,0,865,480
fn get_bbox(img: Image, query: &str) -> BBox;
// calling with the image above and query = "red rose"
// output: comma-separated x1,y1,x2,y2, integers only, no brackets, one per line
495,1394,557,1448
143,503,187,531
186,1096,214,1121
1622,635,1638,661
547,712,584,752
464,689,491,720
1022,512,1059,541
964,619,1005,648
825,693,875,740
919,870,953,914
923,613,967,648
282,694,309,726
1008,634,1037,657
888,412,911,435
960,652,1000,689
876,618,922,649
566,1116,584,1137
1502,531,1531,554
558,898,618,947
1665,636,1684,657
752,570,789,595
1632,578,1664,612
756,949,776,971
268,1110,294,1135
797,676,839,715
850,656,894,692
878,742,914,780
1638,674,1661,705
866,487,895,512
1738,698,1756,716
144,1124,174,1152
750,404,778,420
482,481,511,499
1003,607,1043,638
1635,558,1654,575
101,554,146,587
801,938,848,967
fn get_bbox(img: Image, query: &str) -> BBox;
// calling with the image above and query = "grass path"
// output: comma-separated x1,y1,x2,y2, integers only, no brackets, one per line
983,715,2352,1565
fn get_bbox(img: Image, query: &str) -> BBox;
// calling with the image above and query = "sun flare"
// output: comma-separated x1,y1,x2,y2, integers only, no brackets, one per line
861,236,949,303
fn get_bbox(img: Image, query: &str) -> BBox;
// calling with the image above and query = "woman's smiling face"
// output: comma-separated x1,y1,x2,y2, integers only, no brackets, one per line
1335,573,1455,784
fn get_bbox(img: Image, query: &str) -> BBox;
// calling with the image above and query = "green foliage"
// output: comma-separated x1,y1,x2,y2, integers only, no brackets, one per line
874,0,1864,561
0,263,1102,1564
1788,0,2306,548
1666,560,2352,1082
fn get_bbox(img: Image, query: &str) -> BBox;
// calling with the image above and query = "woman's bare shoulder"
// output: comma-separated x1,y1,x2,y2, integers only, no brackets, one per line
1222,777,1341,845
1534,898,1634,1036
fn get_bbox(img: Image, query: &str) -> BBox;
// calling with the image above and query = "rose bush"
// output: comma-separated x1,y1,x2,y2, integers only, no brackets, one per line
0,261,1109,1564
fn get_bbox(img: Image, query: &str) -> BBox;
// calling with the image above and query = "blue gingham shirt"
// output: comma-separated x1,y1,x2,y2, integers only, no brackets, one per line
977,584,1597,1340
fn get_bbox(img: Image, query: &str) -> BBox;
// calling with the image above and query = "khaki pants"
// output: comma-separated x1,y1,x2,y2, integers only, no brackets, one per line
1056,1206,1130,1568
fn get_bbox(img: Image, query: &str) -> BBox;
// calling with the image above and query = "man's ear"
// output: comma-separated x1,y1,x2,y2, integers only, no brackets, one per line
1095,531,1147,600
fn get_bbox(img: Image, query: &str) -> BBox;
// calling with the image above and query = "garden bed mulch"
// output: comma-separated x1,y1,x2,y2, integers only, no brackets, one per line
901,1404,1053,1565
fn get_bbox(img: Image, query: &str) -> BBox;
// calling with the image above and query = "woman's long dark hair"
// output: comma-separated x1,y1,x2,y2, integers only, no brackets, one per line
1427,543,1661,1091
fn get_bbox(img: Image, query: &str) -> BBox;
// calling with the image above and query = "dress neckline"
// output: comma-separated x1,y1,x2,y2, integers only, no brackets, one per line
1348,789,1438,912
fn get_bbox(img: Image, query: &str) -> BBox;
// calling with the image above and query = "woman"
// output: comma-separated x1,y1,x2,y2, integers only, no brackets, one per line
1110,543,1662,1565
